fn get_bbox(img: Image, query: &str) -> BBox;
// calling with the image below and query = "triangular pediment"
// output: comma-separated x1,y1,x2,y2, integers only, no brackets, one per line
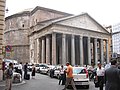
55,13,109,34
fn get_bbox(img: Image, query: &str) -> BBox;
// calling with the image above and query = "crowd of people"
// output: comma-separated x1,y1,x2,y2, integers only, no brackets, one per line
3,59,120,90
4,62,36,90
58,59,120,90
94,59,120,90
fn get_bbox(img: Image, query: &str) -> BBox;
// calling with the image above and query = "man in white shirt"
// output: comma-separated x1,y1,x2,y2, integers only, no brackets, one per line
59,65,66,85
95,62,105,90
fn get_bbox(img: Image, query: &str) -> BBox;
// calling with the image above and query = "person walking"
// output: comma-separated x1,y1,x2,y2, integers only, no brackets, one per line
62,62,77,90
104,60,120,90
24,62,28,79
4,63,13,90
95,62,105,90
59,65,66,85
31,64,36,79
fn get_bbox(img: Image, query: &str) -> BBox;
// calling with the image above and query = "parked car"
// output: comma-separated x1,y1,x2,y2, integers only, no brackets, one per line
70,67,89,89
35,63,49,74
3,59,18,69
35,63,41,73
40,65,49,74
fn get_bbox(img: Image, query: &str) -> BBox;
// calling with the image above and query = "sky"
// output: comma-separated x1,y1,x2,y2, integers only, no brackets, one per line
5,0,120,26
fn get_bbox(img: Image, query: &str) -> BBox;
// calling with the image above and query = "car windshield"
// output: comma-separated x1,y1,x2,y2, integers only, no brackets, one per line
39,64,48,67
28,64,32,66
73,68,85,74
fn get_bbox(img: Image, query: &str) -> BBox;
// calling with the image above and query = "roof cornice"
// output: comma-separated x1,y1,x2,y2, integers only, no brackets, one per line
30,6,72,16
5,11,30,20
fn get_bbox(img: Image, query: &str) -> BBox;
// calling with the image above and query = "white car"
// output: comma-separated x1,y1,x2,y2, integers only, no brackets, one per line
35,64,41,73
40,66,49,74
71,67,89,89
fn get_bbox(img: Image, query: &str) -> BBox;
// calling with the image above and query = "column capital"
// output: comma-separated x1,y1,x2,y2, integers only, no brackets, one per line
100,39,103,41
71,34,75,39
88,37,91,40
100,39,103,43
62,34,66,38
46,34,51,38
52,32,56,37
94,38,97,40
106,39,108,43
79,35,83,39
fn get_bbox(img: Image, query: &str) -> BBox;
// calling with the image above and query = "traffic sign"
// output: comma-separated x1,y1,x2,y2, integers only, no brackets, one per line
5,45,12,52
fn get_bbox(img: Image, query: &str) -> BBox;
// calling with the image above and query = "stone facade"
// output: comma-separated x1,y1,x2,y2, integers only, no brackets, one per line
4,6,71,63
4,6,110,65
29,12,110,66
4,11,30,63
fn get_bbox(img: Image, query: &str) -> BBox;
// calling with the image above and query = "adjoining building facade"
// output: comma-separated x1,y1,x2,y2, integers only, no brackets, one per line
112,23,120,55
0,0,5,58
0,0,6,81
4,10,31,63
4,6,111,66
105,25,112,59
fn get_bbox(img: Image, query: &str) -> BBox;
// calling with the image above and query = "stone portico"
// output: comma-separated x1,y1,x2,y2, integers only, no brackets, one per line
29,13,110,66
4,6,110,65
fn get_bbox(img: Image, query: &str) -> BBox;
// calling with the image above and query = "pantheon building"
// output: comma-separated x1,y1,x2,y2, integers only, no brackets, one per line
4,6,110,66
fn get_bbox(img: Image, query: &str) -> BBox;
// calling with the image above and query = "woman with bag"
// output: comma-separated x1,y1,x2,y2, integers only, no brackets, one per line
31,64,36,79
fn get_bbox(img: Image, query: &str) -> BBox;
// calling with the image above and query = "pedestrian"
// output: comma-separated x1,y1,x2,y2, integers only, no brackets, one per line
31,64,36,79
62,62,77,90
104,59,120,90
17,62,23,78
59,65,66,85
105,62,111,70
24,62,28,79
4,63,13,90
95,62,105,90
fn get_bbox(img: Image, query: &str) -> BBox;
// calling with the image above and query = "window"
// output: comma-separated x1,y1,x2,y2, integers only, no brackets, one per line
22,24,24,27
73,68,86,74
